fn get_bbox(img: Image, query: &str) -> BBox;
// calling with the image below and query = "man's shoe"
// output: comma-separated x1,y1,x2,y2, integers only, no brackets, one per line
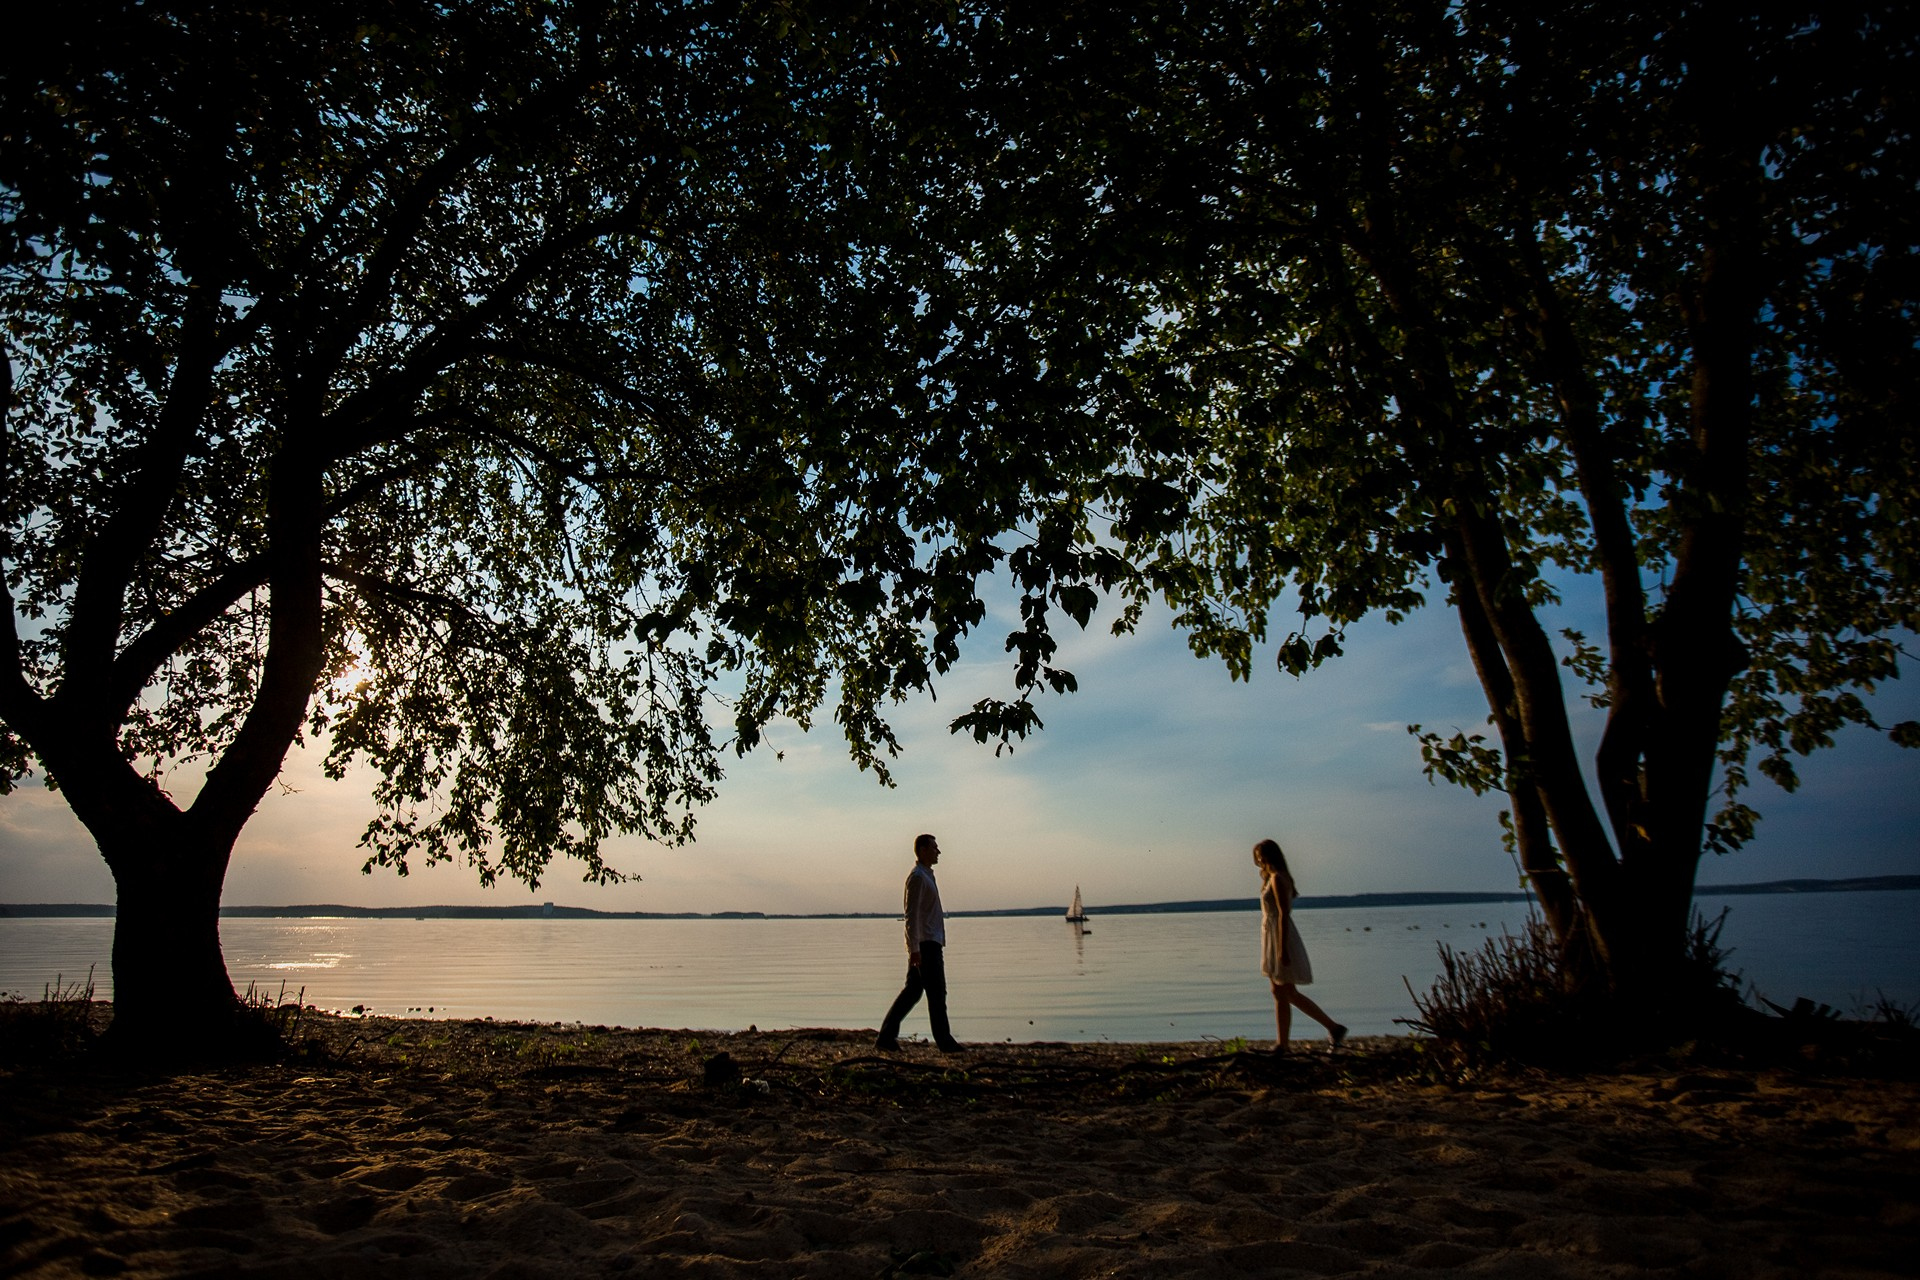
873,1036,900,1052
936,1041,966,1054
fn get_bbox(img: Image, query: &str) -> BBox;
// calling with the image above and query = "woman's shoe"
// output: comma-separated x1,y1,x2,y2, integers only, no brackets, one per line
1329,1024,1348,1050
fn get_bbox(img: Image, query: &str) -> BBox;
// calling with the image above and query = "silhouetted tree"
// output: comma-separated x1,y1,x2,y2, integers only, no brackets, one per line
0,1,1156,1052
1103,0,1919,996
15,0,1904,1051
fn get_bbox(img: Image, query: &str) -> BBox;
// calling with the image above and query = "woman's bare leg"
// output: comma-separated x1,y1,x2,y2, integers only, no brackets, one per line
1285,989,1348,1046
1271,981,1294,1052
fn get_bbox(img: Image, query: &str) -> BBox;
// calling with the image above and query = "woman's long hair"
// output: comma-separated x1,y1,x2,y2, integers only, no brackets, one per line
1253,838,1296,900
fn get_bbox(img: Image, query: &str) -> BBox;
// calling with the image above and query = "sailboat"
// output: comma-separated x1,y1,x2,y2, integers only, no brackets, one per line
1065,885,1090,928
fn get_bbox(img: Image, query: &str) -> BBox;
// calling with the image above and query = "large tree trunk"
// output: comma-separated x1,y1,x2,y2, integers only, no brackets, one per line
8,435,326,1058
1445,497,1715,1000
104,831,243,1054
93,433,329,1058
1604,835,1708,999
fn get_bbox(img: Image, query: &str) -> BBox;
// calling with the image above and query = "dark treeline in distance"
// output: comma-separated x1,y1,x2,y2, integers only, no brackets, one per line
5,877,1916,920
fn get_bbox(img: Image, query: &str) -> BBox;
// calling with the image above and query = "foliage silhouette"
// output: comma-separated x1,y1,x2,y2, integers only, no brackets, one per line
1095,0,1920,993
0,1,1158,1053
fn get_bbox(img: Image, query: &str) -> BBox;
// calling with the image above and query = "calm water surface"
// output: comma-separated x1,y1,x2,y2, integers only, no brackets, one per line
2,891,1913,1043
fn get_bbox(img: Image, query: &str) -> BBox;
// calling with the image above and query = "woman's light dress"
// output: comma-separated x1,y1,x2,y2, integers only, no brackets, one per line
1260,873,1314,985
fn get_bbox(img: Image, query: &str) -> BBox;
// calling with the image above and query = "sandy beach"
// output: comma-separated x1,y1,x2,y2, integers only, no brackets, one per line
3,1010,1916,1279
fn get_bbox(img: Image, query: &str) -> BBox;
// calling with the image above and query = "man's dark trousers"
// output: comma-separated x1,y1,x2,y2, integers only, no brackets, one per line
878,940,957,1049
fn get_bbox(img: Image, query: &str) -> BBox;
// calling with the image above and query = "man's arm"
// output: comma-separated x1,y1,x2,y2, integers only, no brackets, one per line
904,872,923,966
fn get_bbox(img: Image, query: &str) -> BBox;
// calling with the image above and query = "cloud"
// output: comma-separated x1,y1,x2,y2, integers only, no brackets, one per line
0,781,114,902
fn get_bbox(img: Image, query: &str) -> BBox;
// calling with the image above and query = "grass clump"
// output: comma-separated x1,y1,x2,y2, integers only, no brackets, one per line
240,981,311,1041
1858,992,1919,1031
0,969,104,1064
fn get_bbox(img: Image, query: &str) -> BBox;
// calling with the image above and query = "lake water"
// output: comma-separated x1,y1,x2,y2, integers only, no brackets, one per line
2,891,1913,1044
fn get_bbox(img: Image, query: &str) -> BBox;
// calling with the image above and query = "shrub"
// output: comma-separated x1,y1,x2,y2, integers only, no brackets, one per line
1400,909,1746,1074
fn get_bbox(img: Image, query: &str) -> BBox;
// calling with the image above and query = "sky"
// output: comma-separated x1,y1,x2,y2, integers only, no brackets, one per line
3,588,1916,916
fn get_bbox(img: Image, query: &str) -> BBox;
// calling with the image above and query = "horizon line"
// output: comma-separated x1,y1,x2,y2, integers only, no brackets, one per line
4,874,1916,920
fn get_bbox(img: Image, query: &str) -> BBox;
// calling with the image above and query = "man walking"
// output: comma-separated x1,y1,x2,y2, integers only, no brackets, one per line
875,833,964,1052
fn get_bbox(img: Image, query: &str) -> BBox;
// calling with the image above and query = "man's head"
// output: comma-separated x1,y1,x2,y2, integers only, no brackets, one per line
914,833,941,866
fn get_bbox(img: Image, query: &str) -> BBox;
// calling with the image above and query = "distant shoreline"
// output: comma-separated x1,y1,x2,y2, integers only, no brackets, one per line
4,874,1916,920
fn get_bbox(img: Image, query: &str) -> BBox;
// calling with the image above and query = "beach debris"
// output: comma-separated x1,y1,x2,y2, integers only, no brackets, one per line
881,1248,958,1277
701,1051,741,1089
1761,996,1841,1023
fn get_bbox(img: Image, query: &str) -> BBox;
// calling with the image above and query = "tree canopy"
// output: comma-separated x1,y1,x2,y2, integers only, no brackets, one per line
1094,0,1920,986
0,0,1162,1046
4,0,1913,1047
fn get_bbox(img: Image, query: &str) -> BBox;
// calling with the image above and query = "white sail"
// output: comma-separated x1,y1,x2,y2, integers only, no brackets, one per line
1066,886,1088,922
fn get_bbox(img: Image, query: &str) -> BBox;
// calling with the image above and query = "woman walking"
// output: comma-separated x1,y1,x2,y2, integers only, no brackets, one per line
1254,838,1348,1054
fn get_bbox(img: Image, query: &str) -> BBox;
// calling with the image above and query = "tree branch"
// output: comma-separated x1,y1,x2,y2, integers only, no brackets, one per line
1511,229,1659,857
1442,525,1578,939
106,556,271,722
0,356,55,751
58,284,223,716
189,437,327,845
318,180,676,463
